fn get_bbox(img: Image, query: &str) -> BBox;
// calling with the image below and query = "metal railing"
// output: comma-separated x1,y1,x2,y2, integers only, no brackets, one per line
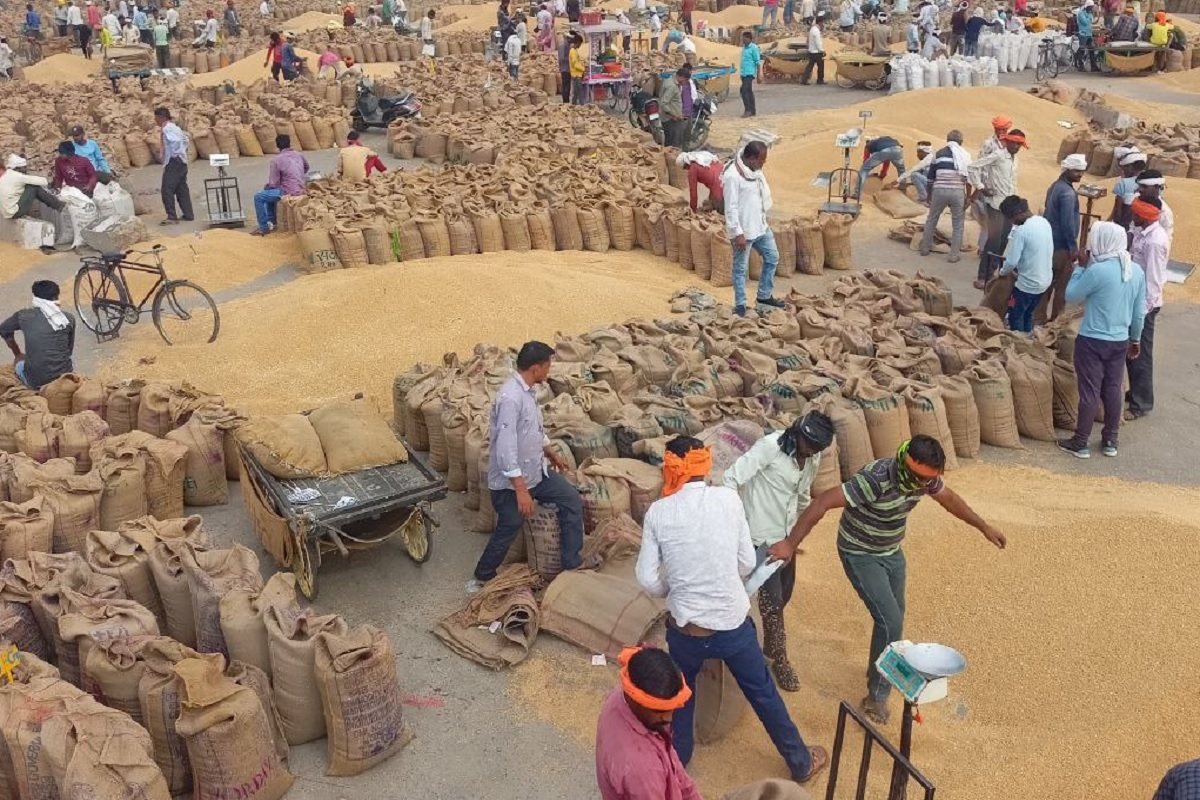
824,701,936,800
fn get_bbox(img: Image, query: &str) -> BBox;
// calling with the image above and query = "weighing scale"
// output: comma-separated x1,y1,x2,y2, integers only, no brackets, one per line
204,154,246,229
875,640,966,800
818,109,872,218
1076,183,1108,252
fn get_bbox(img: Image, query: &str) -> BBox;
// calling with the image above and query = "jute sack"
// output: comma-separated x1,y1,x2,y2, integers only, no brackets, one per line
41,695,171,800
814,394,873,480
235,414,328,479
844,377,910,460
578,383,623,425
58,589,160,688
85,524,164,628
316,625,413,777
332,225,370,268
93,431,188,521
811,434,841,495
676,217,695,270
1003,351,1056,442
183,545,264,659
593,458,662,524
417,214,452,257
774,222,797,278
690,223,713,280
31,471,103,554
3,678,90,800
539,567,665,658
40,373,83,416
1051,358,1079,431
391,364,434,436
226,660,290,768
2,453,74,503
550,203,584,250
932,374,981,458
56,414,108,469
148,529,208,647
662,212,680,262
698,420,763,483
136,383,175,438
166,418,228,506
820,214,853,270
137,638,202,795
219,572,299,679
0,496,54,561
793,218,825,275
581,513,642,565
0,593,53,663
523,503,565,581
266,606,350,745
578,458,634,534
420,395,449,472
578,206,611,252
440,406,470,491
80,634,156,725
173,656,296,800
964,360,1022,449
299,227,343,272
472,443,497,533
70,378,107,416
16,410,61,463
555,417,619,465
500,208,532,251
93,448,149,531
404,371,443,452
897,383,959,470
464,422,486,512
311,397,410,475
603,201,636,251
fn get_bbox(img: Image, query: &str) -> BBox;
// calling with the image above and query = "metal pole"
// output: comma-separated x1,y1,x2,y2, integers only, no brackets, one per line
887,701,915,800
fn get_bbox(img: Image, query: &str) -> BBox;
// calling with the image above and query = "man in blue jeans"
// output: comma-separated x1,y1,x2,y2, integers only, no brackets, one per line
996,194,1053,333
858,135,905,198
470,341,583,592
251,134,309,236
769,436,1005,725
722,141,784,318
637,436,829,785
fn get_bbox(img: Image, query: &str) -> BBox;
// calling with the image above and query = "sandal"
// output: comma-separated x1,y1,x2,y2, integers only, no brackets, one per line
797,746,829,784
1123,409,1146,422
769,658,801,693
859,695,890,725
973,279,987,290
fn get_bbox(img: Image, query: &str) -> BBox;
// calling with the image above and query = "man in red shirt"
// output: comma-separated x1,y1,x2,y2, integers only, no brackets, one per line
686,157,725,213
595,646,700,800
680,0,695,34
51,140,98,196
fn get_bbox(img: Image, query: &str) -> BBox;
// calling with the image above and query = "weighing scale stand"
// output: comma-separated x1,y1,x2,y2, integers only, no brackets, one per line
204,155,246,229
1077,184,1108,253
819,110,872,219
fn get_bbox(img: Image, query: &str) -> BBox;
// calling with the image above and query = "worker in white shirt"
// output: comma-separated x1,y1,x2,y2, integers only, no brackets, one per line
0,154,65,226
649,10,661,49
722,141,786,317
921,28,948,58
898,140,933,203
504,28,522,79
259,0,272,16
1125,195,1169,422
799,0,815,21
969,128,1025,290
723,412,835,693
636,435,829,785
801,14,824,84
1135,169,1173,245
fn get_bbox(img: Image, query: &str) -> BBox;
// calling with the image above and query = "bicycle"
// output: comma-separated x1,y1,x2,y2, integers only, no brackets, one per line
1035,35,1081,81
73,245,220,345
20,31,43,65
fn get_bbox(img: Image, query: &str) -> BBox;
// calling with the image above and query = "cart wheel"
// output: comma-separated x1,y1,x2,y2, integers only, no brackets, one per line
293,532,319,599
400,508,433,564
865,77,885,90
836,74,856,89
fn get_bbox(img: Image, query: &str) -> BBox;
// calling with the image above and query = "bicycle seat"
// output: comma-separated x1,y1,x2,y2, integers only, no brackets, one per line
101,251,125,263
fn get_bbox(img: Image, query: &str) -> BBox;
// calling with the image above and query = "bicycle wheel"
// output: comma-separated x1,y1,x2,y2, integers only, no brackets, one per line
73,264,130,337
152,280,220,345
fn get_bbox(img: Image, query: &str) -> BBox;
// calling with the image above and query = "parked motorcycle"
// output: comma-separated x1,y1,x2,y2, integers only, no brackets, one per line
628,88,664,145
680,92,715,151
350,80,422,131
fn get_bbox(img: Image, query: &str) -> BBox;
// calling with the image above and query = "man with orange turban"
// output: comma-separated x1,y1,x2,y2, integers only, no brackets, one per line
1125,195,1169,422
637,435,828,785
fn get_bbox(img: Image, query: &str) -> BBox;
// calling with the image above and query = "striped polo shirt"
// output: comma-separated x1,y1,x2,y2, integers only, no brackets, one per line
838,458,944,555
929,145,967,192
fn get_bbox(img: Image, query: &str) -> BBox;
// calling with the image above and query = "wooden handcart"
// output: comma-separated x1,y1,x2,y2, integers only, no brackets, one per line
1103,45,1161,75
833,53,890,89
764,42,810,82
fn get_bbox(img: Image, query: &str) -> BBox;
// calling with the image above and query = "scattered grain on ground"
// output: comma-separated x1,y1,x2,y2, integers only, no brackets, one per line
280,10,342,32
511,462,1200,800
95,249,700,415
188,47,321,87
0,242,56,284
113,229,302,297
22,52,101,84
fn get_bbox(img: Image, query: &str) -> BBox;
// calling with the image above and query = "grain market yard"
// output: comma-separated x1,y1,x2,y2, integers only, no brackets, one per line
2,60,1199,800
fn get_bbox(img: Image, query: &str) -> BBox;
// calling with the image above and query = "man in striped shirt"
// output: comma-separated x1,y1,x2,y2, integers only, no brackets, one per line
918,130,972,264
768,435,1005,725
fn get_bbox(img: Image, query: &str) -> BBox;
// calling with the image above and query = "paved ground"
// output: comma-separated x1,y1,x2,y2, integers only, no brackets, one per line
1,61,1197,799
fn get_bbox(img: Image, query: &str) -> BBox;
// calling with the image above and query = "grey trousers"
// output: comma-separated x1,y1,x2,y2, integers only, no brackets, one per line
920,186,965,257
840,547,906,703
161,157,193,221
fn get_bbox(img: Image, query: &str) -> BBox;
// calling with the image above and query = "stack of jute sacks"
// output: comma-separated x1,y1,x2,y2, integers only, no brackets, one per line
283,103,854,284
0,533,413,798
292,26,487,61
395,269,1087,547
1056,120,1200,180
0,76,349,177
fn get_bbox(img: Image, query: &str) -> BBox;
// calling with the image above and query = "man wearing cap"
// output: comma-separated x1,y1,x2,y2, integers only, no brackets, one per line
1042,153,1086,321
768,434,1006,725
1109,147,1147,230
1125,195,1169,422
0,155,65,223
637,435,829,785
1109,4,1139,39
898,141,934,203
1136,169,1173,244
1075,0,1100,71
724,411,835,692
595,646,700,800
971,116,1011,259
970,128,1026,290
997,194,1053,333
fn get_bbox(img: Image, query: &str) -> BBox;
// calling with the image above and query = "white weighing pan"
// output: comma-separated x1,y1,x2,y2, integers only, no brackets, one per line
903,643,967,677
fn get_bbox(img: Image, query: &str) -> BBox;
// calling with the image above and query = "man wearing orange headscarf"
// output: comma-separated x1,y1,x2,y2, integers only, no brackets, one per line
1125,195,1169,422
637,436,829,785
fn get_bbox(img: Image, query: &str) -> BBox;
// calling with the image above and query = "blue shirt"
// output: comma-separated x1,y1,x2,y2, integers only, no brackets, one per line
867,136,900,154
1076,8,1093,36
487,373,549,491
999,215,1054,294
1113,175,1138,205
1044,177,1080,252
135,9,149,28
25,10,41,29
1065,257,1146,343
905,23,919,50
73,139,110,174
739,42,762,77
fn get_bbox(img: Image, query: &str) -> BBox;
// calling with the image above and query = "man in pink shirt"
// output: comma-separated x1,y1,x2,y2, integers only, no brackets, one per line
1125,196,1169,421
595,646,700,800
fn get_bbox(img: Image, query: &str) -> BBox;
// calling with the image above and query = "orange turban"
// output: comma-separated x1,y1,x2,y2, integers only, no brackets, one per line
619,647,692,711
661,447,712,497
991,115,1013,130
1131,198,1161,222
1155,10,1166,23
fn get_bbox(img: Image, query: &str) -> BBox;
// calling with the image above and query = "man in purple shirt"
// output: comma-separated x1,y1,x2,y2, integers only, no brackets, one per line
680,66,695,119
469,341,583,592
251,133,309,235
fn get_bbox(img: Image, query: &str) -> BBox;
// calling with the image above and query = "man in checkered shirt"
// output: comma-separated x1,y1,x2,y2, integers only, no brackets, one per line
1156,760,1200,800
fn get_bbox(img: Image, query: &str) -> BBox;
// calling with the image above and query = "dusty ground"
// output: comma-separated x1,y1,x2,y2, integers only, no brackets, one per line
2,56,1199,800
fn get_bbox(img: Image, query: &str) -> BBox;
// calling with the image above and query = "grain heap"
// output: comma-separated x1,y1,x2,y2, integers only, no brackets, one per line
395,270,1085,541
284,102,850,287
0,76,348,176
1055,117,1200,180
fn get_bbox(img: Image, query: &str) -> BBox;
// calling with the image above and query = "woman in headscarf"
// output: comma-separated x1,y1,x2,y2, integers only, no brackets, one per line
1058,221,1148,459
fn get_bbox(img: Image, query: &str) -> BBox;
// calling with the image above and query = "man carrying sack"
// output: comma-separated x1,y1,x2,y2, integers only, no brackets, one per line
637,436,828,785
470,341,583,593
768,435,1005,725
723,412,835,692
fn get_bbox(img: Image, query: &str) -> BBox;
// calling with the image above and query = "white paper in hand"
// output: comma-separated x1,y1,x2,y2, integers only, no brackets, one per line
744,544,785,597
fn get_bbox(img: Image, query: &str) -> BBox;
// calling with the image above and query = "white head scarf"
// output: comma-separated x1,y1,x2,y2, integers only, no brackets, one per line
1088,221,1133,283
